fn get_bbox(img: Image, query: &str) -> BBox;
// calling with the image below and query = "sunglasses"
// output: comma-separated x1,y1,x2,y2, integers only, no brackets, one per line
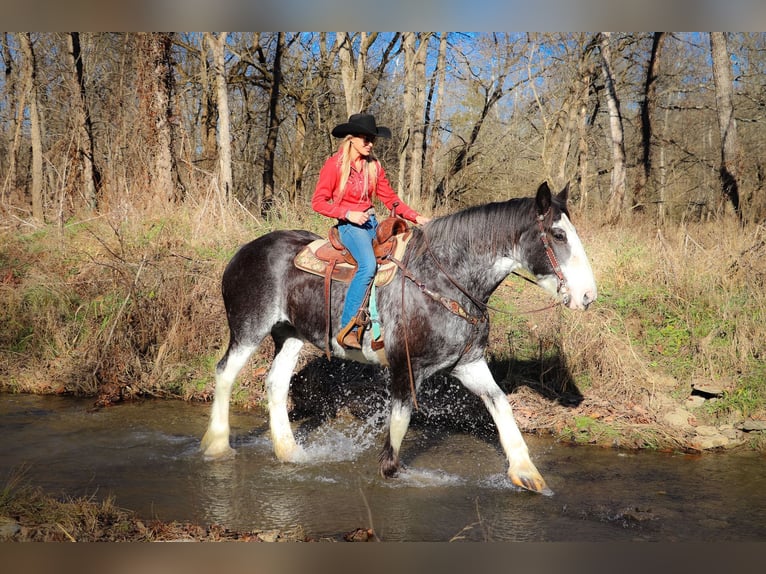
354,134,376,144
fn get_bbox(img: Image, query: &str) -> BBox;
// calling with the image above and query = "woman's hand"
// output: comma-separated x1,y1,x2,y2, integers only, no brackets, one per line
345,210,370,225
415,214,431,225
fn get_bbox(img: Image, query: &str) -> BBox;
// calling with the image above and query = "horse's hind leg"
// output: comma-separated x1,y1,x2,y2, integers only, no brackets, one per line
452,359,552,495
266,333,305,462
200,341,257,458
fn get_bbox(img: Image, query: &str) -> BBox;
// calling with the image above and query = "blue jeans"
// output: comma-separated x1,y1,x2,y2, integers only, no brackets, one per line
338,214,378,329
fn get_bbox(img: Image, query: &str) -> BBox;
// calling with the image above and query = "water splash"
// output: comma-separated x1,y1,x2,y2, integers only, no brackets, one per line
388,467,465,488
299,407,389,464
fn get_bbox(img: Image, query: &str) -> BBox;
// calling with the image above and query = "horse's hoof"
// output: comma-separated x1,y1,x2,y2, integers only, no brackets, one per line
202,444,236,460
274,442,306,463
509,464,553,495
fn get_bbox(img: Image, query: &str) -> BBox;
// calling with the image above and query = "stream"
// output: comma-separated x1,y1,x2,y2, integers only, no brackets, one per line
1,393,764,542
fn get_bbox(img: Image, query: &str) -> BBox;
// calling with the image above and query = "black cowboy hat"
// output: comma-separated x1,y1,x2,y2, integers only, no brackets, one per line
331,113,392,139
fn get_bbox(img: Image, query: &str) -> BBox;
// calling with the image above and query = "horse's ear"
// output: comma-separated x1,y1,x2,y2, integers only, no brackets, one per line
557,182,570,205
535,181,552,216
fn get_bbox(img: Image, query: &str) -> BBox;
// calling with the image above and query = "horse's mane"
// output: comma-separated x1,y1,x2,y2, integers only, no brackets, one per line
409,197,537,265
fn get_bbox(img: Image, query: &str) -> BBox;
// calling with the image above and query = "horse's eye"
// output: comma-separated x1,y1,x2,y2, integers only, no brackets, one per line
551,229,567,243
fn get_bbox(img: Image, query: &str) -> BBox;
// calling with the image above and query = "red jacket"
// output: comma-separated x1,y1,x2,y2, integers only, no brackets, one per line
311,150,419,223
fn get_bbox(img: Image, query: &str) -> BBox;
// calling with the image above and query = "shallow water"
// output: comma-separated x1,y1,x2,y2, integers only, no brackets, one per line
1,393,765,541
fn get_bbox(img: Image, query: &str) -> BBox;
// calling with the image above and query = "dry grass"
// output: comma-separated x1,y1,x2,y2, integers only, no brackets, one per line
1,202,765,448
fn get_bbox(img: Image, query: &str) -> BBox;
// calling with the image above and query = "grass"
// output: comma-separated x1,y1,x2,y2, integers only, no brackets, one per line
1,202,765,447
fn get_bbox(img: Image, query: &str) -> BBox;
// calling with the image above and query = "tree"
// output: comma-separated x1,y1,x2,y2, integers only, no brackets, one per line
423,32,449,204
137,32,180,206
260,32,284,216
66,32,102,211
432,33,525,208
205,32,233,206
336,32,401,115
710,32,741,220
19,32,44,221
397,32,432,203
599,32,627,222
636,33,665,214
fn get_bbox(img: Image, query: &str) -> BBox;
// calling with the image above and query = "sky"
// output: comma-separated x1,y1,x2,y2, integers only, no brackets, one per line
4,0,766,31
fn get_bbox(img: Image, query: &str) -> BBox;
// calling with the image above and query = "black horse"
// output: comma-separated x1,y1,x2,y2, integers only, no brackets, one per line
201,182,597,494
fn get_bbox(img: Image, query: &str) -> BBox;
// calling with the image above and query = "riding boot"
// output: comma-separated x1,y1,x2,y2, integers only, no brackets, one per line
336,318,362,349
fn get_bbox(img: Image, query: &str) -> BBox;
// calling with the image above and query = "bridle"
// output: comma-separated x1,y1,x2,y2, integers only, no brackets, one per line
536,210,571,307
386,211,570,409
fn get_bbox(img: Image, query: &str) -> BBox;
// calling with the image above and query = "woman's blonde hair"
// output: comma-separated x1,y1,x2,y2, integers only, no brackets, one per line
337,135,379,201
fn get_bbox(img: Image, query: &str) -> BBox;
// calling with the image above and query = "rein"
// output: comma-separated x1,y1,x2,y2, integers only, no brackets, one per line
384,211,568,409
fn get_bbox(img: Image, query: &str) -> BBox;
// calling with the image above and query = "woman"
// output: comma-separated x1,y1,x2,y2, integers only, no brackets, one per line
312,112,430,350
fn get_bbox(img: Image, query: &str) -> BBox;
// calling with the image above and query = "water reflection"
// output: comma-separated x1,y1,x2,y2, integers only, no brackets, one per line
1,393,765,541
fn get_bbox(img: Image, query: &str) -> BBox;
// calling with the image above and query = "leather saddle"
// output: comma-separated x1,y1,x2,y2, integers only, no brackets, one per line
294,217,412,358
294,216,412,286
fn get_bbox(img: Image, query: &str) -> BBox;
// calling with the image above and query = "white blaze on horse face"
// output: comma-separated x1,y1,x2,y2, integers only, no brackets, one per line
552,214,597,310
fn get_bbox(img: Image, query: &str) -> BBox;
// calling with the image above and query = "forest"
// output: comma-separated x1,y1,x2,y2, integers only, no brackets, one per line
1,32,764,224
1,32,765,454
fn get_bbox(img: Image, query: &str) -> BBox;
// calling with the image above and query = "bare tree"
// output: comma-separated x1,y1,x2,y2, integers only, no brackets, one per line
205,32,233,206
66,32,102,211
335,32,401,115
599,32,627,222
137,32,180,206
423,32,449,204
710,32,741,220
2,33,20,204
261,31,284,216
397,32,432,202
19,33,44,221
432,33,525,209
636,33,665,213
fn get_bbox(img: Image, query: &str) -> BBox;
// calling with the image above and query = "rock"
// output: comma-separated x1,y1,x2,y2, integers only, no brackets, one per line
0,516,21,539
257,529,281,542
739,418,766,432
695,425,720,437
692,429,730,450
691,380,726,397
663,407,693,429
685,395,706,409
719,425,741,440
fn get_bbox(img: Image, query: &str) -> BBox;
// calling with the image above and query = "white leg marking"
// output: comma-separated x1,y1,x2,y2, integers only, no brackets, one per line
267,337,305,462
388,399,412,458
201,344,256,458
453,359,551,494
453,360,530,464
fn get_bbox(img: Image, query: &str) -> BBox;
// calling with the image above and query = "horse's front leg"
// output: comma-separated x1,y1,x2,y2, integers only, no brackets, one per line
452,359,553,495
379,396,412,478
267,337,306,462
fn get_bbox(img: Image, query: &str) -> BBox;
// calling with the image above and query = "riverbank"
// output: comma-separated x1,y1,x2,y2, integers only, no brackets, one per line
2,205,766,541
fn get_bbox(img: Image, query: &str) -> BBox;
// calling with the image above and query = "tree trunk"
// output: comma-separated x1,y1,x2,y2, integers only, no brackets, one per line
710,32,741,220
599,32,627,222
397,33,431,202
336,32,399,116
199,40,218,172
636,32,665,213
261,31,283,217
205,32,233,205
67,32,102,211
2,32,20,203
424,33,448,204
337,32,370,114
139,32,179,206
19,33,44,221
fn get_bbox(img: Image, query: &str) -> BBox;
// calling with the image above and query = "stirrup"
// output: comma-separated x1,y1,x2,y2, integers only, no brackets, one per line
336,319,362,350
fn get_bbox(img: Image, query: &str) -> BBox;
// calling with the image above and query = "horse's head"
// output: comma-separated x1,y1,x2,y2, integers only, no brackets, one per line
527,181,597,310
